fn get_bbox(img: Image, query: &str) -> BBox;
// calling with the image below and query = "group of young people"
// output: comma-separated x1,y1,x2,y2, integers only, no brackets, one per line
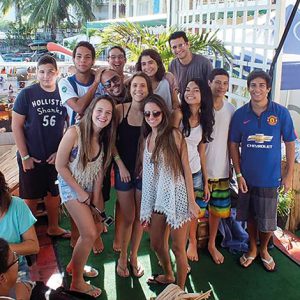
0,30,296,299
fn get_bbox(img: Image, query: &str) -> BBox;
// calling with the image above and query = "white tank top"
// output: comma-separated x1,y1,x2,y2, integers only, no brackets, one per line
180,122,202,174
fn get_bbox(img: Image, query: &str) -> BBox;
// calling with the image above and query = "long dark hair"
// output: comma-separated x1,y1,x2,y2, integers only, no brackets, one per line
140,94,183,178
0,238,9,274
135,49,166,81
181,78,214,142
0,172,11,214
79,95,117,171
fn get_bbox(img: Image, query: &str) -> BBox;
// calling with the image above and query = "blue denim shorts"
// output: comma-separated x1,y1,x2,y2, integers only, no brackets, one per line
193,170,203,190
57,175,92,203
193,170,204,204
114,168,142,191
17,258,30,283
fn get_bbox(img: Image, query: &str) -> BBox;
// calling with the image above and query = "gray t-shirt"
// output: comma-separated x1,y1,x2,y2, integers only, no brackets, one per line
168,53,213,95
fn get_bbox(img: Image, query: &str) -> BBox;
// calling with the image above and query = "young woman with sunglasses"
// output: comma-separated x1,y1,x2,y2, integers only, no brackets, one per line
136,49,179,111
56,95,117,298
0,172,39,300
172,78,214,262
113,72,153,278
139,94,200,289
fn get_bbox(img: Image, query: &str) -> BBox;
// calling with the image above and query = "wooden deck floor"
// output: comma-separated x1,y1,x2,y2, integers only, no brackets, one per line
29,218,64,290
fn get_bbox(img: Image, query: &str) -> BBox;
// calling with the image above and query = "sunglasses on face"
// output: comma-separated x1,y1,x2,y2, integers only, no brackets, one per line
103,75,120,88
7,251,19,270
144,111,162,118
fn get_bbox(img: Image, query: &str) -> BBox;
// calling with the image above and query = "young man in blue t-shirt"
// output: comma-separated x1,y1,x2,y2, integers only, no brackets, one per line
12,55,69,238
229,70,296,272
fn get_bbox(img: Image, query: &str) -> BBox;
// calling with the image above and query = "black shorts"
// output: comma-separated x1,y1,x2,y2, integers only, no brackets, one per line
18,156,59,199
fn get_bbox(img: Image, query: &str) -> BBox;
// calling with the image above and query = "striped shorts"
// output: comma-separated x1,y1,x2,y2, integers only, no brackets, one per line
196,178,231,218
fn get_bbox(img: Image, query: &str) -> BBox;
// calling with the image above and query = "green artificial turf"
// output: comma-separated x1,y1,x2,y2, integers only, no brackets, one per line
55,189,300,300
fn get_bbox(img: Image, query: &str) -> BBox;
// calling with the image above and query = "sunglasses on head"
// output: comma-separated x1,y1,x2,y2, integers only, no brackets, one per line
7,251,19,270
103,75,120,88
144,111,162,118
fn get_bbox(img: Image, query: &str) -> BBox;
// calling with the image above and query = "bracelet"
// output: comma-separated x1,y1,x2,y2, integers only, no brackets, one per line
114,155,120,162
236,173,243,178
21,155,30,161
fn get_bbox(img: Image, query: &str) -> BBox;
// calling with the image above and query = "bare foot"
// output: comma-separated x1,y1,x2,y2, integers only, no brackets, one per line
113,240,121,252
70,240,76,249
103,225,108,233
93,237,104,255
208,245,224,264
67,265,99,278
187,241,199,261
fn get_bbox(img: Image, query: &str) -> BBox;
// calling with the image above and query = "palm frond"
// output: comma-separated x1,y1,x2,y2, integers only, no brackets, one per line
71,0,95,21
188,30,232,64
95,21,232,68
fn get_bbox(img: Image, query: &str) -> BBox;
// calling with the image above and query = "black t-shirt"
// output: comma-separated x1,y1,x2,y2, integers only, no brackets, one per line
13,83,67,161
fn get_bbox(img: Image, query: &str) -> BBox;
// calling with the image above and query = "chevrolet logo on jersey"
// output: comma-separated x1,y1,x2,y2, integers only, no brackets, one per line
247,134,273,144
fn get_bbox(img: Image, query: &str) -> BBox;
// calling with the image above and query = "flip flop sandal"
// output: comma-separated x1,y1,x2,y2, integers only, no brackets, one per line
116,262,130,278
261,256,277,272
71,284,102,298
67,265,99,278
129,262,144,278
47,230,71,239
147,274,175,285
239,254,255,268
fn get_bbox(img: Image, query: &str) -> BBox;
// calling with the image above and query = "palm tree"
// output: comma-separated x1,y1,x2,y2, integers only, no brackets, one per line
0,0,23,27
96,21,232,68
23,0,95,40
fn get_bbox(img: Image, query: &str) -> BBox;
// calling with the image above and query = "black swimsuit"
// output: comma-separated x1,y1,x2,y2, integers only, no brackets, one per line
116,103,141,173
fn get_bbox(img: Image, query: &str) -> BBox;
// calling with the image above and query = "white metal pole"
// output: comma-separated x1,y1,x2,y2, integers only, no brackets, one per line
272,0,286,103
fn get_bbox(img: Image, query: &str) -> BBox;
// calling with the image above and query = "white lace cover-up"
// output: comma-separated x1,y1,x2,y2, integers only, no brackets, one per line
69,125,104,191
140,140,191,229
